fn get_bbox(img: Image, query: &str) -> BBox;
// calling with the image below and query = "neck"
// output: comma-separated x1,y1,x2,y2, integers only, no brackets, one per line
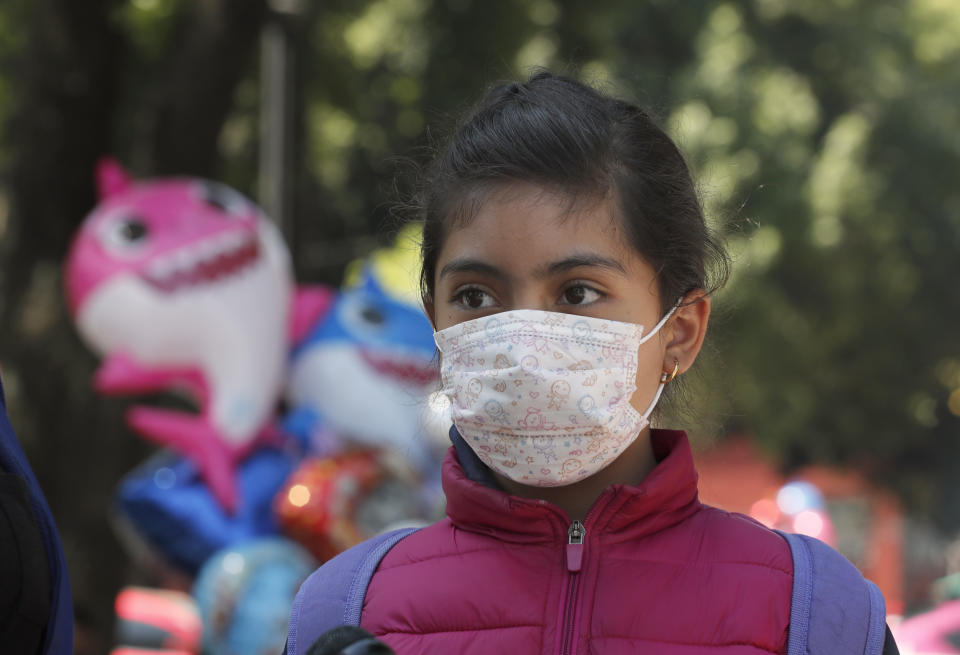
491,427,658,520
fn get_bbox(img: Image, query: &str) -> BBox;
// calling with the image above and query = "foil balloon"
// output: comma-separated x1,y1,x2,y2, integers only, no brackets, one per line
284,270,440,471
64,158,312,511
274,450,426,562
113,587,202,654
192,538,315,655
341,221,423,306
115,445,300,574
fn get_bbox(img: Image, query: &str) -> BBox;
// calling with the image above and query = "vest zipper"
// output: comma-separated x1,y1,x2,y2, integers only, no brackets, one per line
559,520,585,655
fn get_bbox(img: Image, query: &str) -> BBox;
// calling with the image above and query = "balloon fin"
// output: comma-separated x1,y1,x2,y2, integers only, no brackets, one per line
289,285,337,345
94,355,208,407
126,408,239,513
96,156,131,199
95,354,170,395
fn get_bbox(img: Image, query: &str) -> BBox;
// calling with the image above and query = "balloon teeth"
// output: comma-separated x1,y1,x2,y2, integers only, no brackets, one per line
361,350,439,386
141,231,260,292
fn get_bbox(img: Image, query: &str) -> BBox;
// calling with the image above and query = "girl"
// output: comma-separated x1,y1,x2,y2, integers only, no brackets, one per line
288,71,898,655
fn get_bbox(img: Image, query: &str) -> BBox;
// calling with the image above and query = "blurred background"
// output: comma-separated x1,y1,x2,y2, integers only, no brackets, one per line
1,0,959,652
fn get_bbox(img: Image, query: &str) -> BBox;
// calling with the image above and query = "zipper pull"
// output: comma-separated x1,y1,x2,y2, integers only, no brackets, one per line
566,520,585,573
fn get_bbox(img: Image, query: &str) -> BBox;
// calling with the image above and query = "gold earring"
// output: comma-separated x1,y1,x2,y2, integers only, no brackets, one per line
661,358,680,384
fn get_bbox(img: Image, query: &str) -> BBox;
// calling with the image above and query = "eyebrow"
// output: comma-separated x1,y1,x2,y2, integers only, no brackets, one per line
535,253,627,277
438,258,509,280
438,252,626,281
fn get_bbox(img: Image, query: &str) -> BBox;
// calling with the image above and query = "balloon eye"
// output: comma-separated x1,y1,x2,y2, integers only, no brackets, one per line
120,220,147,242
341,295,390,338
100,215,150,254
361,306,386,325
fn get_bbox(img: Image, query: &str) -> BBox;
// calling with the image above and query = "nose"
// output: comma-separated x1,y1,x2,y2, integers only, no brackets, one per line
508,286,553,312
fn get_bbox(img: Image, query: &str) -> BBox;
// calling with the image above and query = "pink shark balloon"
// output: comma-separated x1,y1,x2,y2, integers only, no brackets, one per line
64,159,317,512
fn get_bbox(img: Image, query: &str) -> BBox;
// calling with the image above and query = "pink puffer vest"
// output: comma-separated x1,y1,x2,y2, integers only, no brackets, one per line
362,430,793,654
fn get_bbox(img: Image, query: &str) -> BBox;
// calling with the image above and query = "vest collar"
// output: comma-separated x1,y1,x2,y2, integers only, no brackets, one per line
443,426,702,543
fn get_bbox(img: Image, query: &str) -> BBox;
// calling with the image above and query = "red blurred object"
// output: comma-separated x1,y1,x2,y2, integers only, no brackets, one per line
113,587,202,653
697,435,905,614
791,508,836,545
893,600,960,654
274,450,384,561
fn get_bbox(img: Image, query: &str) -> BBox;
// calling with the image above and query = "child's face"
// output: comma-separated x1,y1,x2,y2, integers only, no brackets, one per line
428,182,674,419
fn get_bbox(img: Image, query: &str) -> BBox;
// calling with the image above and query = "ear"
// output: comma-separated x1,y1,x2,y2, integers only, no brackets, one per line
95,156,131,199
663,291,711,377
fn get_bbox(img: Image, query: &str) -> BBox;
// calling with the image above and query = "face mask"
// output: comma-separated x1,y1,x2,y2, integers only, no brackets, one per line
434,304,677,487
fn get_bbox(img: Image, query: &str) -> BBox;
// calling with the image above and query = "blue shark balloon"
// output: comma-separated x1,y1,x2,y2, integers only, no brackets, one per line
284,271,441,471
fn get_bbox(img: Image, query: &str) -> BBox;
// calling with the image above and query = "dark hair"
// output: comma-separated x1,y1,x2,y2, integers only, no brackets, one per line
417,71,729,313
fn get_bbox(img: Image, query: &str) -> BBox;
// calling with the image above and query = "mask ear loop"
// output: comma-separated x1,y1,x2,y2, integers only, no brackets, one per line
636,297,683,346
636,298,684,421
638,359,680,422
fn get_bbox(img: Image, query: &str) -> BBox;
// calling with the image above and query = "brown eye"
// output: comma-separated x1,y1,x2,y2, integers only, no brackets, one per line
463,289,487,308
563,287,586,304
452,287,495,310
559,285,602,306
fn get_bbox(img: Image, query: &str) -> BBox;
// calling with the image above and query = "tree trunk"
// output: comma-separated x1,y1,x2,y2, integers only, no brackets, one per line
0,1,131,650
0,1,269,650
148,0,268,176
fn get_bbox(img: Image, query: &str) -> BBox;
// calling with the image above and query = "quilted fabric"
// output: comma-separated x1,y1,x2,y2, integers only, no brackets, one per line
361,429,793,654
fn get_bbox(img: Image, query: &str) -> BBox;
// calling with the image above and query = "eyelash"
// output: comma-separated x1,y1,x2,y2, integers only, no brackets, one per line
450,283,607,310
450,286,496,310
559,283,605,306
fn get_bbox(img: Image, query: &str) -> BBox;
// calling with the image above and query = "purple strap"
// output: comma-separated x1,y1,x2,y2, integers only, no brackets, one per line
778,531,886,654
286,527,418,655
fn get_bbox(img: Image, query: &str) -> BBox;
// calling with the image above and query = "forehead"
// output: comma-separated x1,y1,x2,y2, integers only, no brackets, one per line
436,183,641,274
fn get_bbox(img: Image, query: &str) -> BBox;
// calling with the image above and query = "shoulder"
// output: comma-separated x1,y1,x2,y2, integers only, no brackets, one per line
376,517,490,568
298,524,428,602
374,515,549,576
688,504,794,574
685,512,890,653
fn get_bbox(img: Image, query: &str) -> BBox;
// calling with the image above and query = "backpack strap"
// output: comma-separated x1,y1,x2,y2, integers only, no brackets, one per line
285,527,419,655
778,531,887,655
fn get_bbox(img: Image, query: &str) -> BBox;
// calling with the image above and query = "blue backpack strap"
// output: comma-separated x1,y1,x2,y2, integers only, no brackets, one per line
778,531,886,654
285,527,418,655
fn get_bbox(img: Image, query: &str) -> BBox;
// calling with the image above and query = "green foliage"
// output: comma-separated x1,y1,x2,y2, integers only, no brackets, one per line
113,0,187,61
0,0,30,170
655,0,960,522
270,0,960,522
0,1,957,640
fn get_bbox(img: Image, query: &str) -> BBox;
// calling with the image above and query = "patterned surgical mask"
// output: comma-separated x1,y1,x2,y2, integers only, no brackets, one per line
434,304,677,487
